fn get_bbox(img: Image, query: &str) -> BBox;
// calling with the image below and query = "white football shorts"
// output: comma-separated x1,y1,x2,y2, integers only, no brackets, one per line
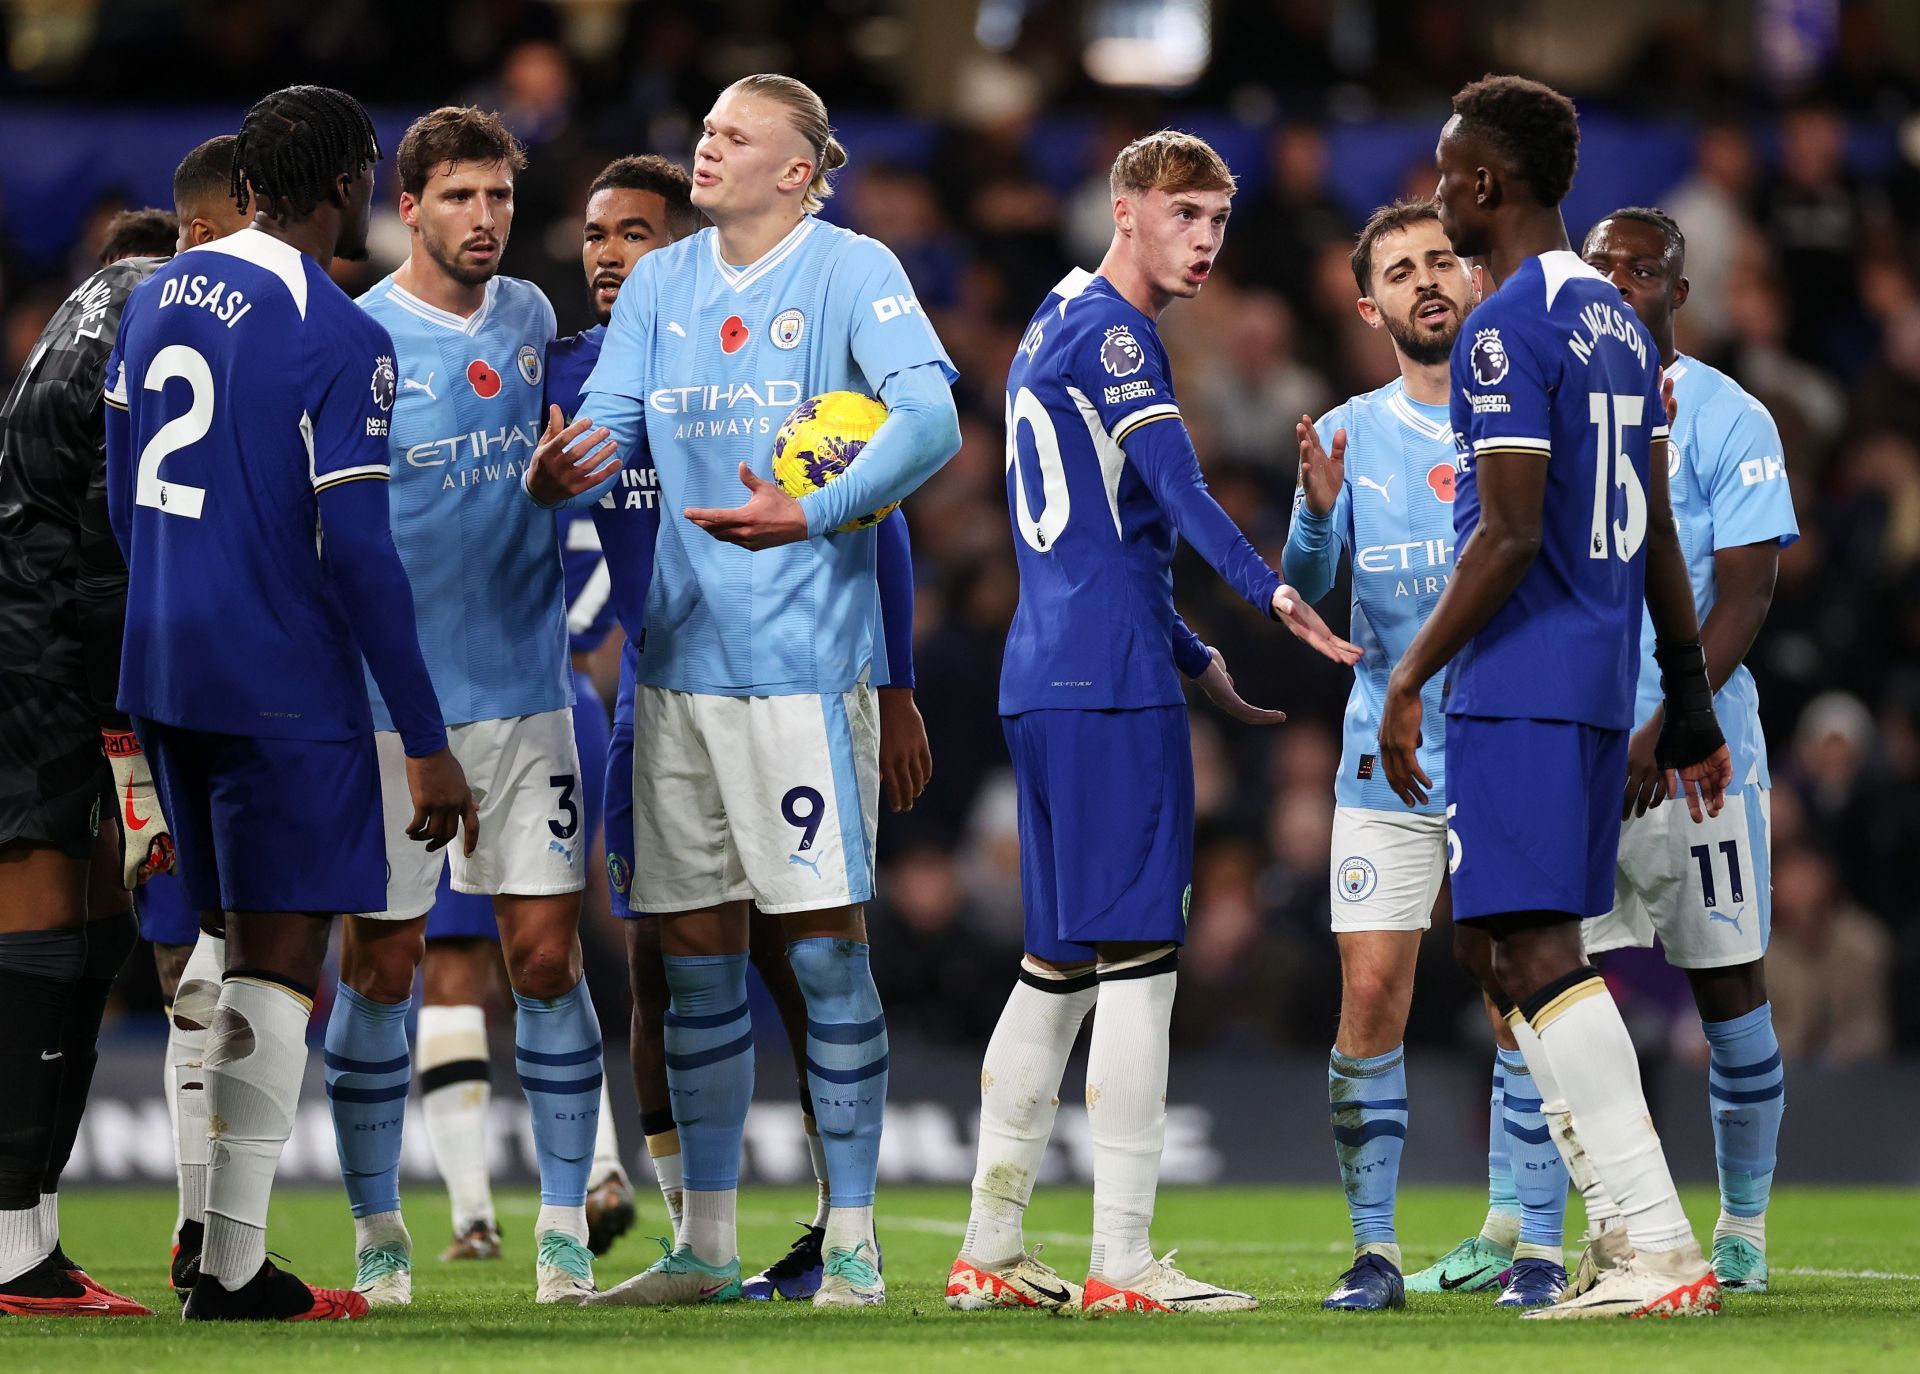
629,684,879,916
1328,806,1449,934
1585,785,1771,968
360,708,587,921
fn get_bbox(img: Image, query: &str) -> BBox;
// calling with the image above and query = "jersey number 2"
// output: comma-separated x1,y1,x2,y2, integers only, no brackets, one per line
136,344,213,519
1587,391,1647,562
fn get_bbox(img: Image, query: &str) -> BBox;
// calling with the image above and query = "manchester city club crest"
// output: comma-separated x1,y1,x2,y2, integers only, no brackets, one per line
517,343,542,387
1470,327,1509,386
1337,856,1379,902
370,354,395,410
769,307,805,350
1100,324,1144,377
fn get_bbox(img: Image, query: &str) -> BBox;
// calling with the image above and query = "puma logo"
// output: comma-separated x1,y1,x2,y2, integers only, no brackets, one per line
1709,908,1745,934
788,853,822,878
1356,474,1396,503
401,372,437,401
667,322,687,338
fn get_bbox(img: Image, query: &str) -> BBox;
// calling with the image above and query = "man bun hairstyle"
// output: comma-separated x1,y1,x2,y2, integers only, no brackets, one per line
588,154,704,240
232,84,380,220
1109,129,1237,202
1351,197,1444,295
1450,74,1581,209
727,73,846,215
395,106,527,198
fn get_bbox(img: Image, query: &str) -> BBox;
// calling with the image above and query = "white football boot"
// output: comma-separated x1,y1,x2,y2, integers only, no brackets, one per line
1528,1242,1720,1320
946,1246,1082,1311
1082,1250,1258,1315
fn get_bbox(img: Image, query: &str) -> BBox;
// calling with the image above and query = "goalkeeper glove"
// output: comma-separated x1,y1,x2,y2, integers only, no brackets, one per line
1652,639,1724,771
102,726,175,888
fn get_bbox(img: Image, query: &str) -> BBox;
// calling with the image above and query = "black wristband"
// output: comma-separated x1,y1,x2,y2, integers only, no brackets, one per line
1653,637,1724,768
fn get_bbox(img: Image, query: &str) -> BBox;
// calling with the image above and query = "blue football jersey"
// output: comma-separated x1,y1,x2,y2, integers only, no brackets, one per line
999,270,1281,715
548,323,661,652
1631,355,1798,787
579,217,955,696
358,274,567,727
1447,252,1667,729
104,228,397,739
1288,379,1457,815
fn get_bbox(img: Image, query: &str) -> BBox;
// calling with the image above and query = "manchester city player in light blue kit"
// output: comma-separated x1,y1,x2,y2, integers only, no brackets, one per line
1281,198,1569,1312
529,74,961,1309
948,132,1357,1318
328,107,610,1308
1565,208,1796,1294
1381,76,1732,1320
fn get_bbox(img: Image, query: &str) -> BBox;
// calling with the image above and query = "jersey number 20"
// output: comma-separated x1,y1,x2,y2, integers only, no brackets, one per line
135,344,213,520
1587,391,1647,562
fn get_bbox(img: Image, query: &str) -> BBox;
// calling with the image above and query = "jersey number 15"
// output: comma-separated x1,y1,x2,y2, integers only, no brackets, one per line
1587,391,1647,563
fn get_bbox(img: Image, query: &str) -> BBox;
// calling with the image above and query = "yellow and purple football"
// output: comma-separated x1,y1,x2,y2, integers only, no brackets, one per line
771,390,897,533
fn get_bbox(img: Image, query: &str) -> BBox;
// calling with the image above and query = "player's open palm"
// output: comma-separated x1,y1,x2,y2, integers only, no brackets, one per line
1296,415,1346,517
526,404,620,505
1667,743,1732,824
1272,584,1363,666
1197,648,1286,724
877,686,933,811
406,746,479,855
686,462,809,550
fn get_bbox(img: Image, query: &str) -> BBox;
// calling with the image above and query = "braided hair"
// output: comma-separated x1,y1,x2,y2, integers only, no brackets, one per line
1588,205,1686,274
231,85,381,221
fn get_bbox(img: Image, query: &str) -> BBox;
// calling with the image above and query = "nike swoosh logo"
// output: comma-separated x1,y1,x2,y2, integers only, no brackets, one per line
1440,1266,1491,1291
124,779,147,831
1022,1280,1070,1304
698,1282,729,1297
41,1050,63,1061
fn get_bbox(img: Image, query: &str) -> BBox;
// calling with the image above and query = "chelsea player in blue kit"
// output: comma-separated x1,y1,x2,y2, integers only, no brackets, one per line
108,86,475,1322
1381,76,1734,1320
330,107,608,1308
530,75,961,1309
1280,200,1569,1312
950,132,1356,1318
1569,209,1797,1294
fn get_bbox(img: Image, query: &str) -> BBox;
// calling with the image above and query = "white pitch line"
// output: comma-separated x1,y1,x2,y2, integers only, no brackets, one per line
1777,1266,1920,1281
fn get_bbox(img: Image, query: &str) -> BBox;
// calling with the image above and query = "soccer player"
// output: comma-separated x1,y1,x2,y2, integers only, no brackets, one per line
1379,76,1733,1319
547,154,929,1298
331,105,610,1307
109,84,474,1321
947,130,1358,1317
129,135,258,1300
1277,199,1567,1312
0,191,199,1327
530,74,962,1309
1573,207,1796,1294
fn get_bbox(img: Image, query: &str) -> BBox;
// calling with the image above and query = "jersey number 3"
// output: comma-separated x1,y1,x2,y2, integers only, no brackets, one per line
136,344,213,520
1587,391,1647,562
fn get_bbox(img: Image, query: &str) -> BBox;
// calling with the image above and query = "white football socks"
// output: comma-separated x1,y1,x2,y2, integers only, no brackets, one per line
1506,1008,1623,1230
645,1129,685,1238
589,1079,625,1188
1085,959,1176,1283
536,1203,588,1245
417,1004,495,1234
804,1113,832,1230
823,1203,875,1257
169,931,223,1235
1530,980,1692,1253
0,1205,39,1284
203,975,311,1290
682,1188,735,1266
963,964,1097,1263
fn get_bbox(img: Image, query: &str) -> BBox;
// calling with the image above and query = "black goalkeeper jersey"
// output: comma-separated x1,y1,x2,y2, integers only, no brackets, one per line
0,256,161,700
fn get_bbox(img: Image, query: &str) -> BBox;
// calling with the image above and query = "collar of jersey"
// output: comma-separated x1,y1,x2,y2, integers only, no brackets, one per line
381,275,499,335
185,226,309,320
709,217,815,293
1388,386,1451,443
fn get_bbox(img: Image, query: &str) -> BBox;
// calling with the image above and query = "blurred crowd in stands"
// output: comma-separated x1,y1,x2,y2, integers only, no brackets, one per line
4,1,1916,1061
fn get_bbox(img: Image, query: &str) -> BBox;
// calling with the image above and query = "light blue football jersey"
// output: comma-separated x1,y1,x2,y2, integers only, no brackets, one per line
1631,354,1798,788
1284,378,1457,816
358,275,568,727
580,218,955,696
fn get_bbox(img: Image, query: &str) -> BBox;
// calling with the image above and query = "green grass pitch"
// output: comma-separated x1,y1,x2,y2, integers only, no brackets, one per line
4,1185,1917,1372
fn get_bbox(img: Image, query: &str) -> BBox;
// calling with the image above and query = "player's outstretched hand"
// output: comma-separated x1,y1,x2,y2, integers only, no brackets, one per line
102,727,174,888
405,747,479,855
1272,584,1363,665
877,686,933,812
1667,743,1732,825
1379,671,1433,807
525,404,620,506
1623,709,1668,818
685,462,809,550
1296,415,1346,518
1197,648,1286,724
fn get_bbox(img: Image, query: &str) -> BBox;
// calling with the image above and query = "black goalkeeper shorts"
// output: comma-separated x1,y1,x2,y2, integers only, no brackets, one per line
0,668,104,859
